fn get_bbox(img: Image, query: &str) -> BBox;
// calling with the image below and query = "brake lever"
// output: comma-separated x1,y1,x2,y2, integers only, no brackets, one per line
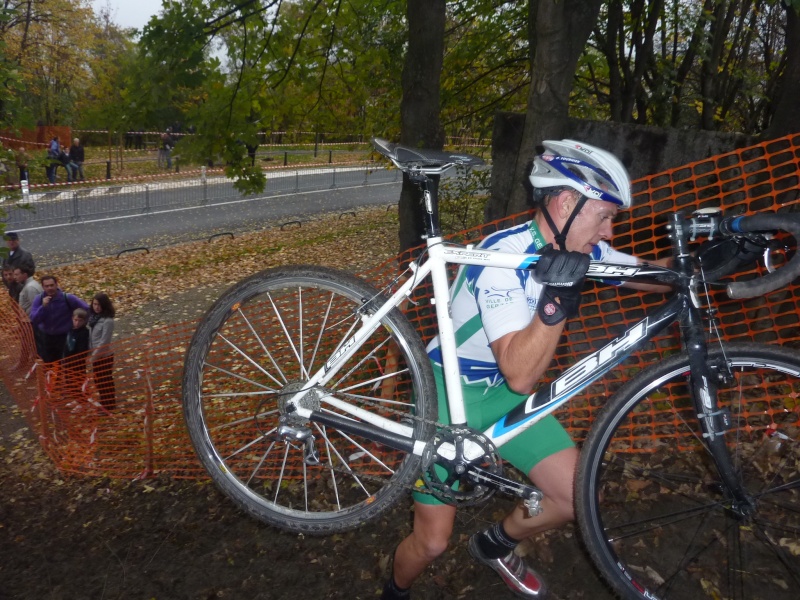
763,238,786,274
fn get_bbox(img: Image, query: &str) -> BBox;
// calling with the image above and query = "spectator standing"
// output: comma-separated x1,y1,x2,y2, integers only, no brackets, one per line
69,138,85,181
2,264,21,302
14,267,42,315
29,275,89,364
61,308,91,399
161,128,174,169
58,145,75,182
15,147,29,183
2,232,35,276
89,292,116,410
46,136,60,183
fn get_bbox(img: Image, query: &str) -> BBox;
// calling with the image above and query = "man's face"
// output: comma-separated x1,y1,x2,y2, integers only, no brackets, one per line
13,269,25,283
72,315,86,329
2,270,13,284
564,196,618,254
6,238,19,252
42,279,58,296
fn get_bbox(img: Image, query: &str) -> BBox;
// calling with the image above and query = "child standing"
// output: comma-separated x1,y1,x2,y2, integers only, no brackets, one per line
62,308,90,398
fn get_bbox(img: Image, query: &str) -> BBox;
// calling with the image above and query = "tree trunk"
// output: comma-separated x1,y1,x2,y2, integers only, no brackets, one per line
766,5,800,138
486,0,603,220
397,0,446,252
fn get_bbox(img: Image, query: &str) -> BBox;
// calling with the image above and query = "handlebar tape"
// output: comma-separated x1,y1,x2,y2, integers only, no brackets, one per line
719,213,800,299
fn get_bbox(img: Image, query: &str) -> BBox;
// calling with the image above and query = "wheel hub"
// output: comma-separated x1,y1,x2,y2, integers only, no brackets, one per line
275,380,322,426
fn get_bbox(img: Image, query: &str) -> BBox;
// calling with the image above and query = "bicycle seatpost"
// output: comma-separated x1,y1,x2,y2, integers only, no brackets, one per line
408,169,441,239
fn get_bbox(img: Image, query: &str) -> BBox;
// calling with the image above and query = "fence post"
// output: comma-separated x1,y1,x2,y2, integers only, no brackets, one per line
139,363,155,478
106,160,111,179
329,150,332,163
144,184,150,213
201,166,207,204
284,151,288,166
314,132,319,157
294,171,300,193
71,191,80,222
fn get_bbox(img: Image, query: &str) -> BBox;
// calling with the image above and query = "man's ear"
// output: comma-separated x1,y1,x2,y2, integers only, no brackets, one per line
555,190,575,219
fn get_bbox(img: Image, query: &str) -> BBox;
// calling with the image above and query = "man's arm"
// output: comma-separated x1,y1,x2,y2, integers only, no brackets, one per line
29,295,44,324
489,318,565,395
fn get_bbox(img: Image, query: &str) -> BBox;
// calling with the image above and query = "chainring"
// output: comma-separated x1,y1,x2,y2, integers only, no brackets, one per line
420,425,502,506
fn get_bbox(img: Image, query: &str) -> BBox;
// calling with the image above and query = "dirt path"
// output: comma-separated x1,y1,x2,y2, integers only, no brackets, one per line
0,211,614,599
0,341,612,600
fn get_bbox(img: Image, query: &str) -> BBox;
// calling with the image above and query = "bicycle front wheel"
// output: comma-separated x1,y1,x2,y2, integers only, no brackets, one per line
577,342,800,600
183,266,436,534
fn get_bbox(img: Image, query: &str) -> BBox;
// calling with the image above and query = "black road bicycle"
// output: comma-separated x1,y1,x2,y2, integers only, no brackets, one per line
183,139,800,599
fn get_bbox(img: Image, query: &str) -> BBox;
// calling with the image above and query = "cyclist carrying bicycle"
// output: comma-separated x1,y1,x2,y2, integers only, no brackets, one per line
382,140,671,599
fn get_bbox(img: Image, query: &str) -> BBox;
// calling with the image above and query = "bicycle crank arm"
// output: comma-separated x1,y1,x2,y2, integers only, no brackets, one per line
467,467,544,516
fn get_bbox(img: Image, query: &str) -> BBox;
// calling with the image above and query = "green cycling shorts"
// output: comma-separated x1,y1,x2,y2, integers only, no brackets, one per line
412,362,574,505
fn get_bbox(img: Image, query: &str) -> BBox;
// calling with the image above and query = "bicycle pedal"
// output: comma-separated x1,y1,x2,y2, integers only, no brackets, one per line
524,489,544,517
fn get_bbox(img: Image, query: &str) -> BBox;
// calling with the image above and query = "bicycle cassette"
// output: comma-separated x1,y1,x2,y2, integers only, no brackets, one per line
419,426,502,506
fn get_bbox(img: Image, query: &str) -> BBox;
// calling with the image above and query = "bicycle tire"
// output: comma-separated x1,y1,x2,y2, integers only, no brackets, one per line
183,265,436,534
577,342,800,600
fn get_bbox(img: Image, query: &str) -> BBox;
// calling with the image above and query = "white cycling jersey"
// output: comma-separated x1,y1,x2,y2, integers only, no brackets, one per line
426,220,637,388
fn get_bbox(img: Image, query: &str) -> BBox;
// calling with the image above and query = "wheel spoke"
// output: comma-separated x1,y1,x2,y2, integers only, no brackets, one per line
273,443,292,504
331,333,393,389
580,345,800,599
223,427,277,462
208,409,278,432
314,422,372,498
245,439,277,486
750,517,800,589
184,268,433,533
266,291,309,380
306,291,335,376
203,360,277,391
217,332,284,387
235,306,289,385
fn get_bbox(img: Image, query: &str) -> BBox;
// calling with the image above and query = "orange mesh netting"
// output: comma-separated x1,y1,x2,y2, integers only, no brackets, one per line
1,133,798,478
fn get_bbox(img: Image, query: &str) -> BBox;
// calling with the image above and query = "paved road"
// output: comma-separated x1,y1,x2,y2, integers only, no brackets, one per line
21,182,402,267
8,166,398,228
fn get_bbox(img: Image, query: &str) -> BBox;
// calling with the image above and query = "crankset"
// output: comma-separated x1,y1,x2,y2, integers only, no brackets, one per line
420,426,544,515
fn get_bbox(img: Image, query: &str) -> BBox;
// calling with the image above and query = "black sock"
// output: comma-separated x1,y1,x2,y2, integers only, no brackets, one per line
476,521,520,559
381,575,410,600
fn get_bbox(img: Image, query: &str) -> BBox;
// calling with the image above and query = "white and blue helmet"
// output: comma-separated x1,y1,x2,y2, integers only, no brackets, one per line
529,139,632,209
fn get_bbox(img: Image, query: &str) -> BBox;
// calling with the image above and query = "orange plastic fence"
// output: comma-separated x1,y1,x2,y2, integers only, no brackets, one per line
1,133,798,479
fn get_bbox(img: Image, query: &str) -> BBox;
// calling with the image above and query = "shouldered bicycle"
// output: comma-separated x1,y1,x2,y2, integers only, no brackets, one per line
182,139,800,599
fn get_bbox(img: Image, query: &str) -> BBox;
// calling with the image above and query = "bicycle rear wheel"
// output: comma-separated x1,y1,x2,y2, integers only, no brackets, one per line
577,343,800,600
183,266,436,534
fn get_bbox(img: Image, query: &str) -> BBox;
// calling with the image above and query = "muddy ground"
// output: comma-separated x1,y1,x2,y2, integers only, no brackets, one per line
0,283,614,600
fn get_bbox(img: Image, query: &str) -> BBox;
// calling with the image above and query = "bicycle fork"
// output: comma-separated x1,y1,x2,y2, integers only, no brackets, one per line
683,304,752,513
671,211,752,513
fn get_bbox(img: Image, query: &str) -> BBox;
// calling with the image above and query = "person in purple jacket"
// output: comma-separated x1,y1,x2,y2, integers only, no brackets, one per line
30,275,89,364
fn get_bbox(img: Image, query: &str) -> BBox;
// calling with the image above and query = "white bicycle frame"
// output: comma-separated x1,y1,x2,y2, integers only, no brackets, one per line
284,234,676,458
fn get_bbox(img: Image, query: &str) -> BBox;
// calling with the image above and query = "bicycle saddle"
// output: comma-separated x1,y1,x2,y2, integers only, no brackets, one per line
372,138,485,170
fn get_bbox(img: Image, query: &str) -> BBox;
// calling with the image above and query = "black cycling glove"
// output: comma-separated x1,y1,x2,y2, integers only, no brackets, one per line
534,244,590,326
